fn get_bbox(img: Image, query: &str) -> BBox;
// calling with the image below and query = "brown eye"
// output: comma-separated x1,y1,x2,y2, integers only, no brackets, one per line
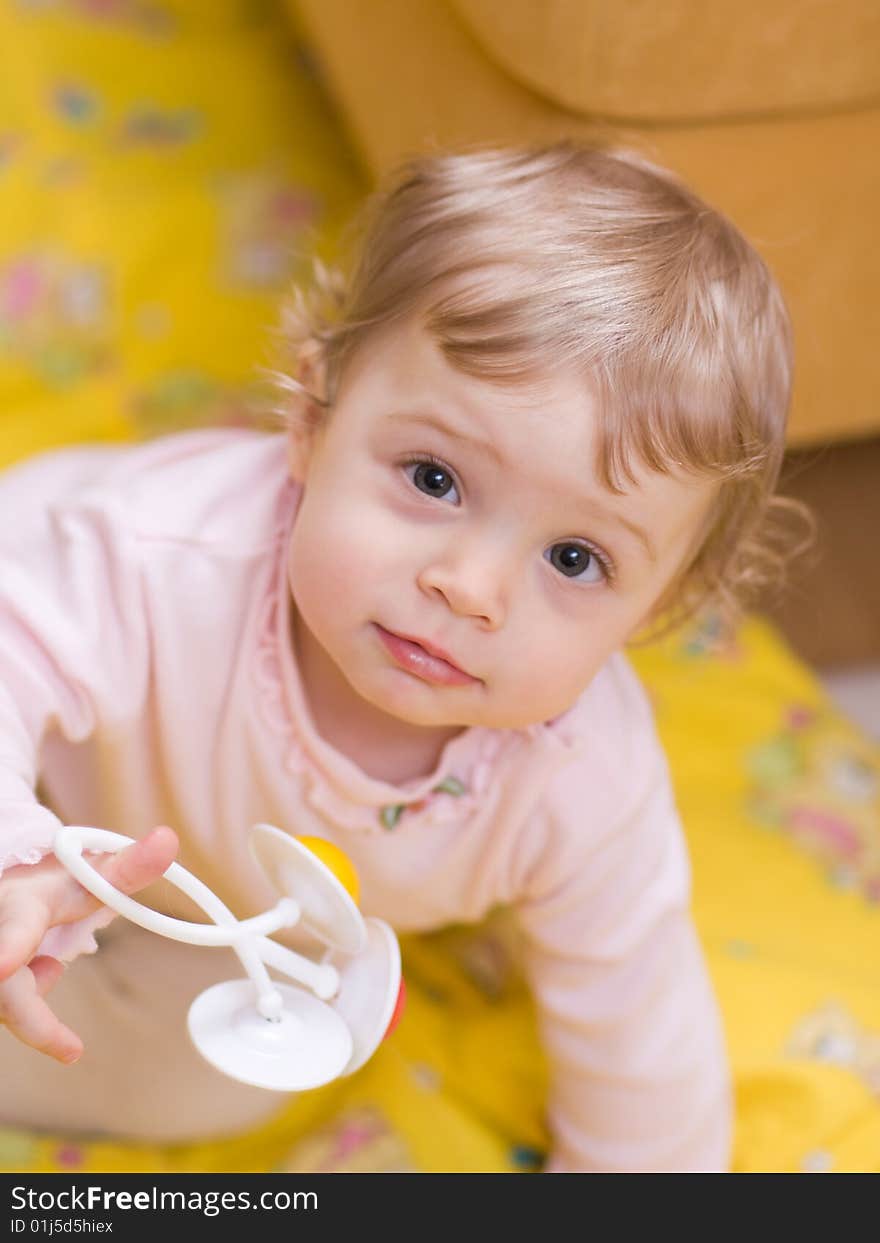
408,459,458,501
546,542,604,582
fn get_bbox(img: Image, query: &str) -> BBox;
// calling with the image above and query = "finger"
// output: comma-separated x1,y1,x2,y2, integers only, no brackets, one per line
0,965,82,1064
98,825,179,896
53,826,180,924
0,897,60,983
29,955,64,998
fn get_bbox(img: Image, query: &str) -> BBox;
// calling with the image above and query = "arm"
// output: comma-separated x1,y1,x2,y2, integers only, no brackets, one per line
0,450,171,1057
515,729,732,1173
0,452,154,954
0,448,149,890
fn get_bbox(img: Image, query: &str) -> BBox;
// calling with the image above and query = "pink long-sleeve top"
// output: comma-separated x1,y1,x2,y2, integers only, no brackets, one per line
0,428,731,1172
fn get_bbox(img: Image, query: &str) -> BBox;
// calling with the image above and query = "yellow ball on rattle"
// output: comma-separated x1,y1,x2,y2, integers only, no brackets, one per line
295,835,361,905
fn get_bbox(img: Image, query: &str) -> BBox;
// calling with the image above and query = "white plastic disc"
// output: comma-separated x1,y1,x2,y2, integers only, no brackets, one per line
187,980,353,1091
331,918,402,1075
249,823,365,954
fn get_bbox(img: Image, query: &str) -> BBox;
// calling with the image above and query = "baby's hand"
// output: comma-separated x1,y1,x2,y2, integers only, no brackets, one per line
0,826,178,1064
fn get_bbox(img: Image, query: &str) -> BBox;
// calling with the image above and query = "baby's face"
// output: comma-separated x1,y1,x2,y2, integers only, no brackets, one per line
286,317,715,735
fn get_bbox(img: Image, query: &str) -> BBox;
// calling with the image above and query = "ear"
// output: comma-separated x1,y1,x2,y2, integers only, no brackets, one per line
286,339,329,483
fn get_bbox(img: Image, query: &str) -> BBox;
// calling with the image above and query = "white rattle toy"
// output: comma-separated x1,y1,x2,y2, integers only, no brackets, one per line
53,823,405,1092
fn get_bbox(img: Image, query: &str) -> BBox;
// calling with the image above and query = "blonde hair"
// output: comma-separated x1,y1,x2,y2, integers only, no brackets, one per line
275,142,809,631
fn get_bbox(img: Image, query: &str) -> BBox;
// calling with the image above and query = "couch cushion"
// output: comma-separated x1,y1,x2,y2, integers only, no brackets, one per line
0,0,364,470
450,0,880,122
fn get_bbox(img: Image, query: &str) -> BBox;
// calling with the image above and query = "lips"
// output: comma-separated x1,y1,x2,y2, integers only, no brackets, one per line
373,624,479,687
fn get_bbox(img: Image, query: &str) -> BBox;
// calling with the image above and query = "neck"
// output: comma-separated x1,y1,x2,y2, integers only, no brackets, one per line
290,608,464,785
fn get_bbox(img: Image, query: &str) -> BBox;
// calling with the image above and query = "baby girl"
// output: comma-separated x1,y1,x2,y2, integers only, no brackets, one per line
0,144,794,1171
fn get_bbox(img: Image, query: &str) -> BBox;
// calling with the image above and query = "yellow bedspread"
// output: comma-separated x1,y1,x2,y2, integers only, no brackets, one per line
1,0,877,1174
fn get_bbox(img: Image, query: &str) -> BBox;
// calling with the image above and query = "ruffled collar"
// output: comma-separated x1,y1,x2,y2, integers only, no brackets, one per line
254,478,580,833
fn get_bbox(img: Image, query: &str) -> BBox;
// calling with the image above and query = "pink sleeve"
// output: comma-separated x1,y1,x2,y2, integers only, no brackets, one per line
0,450,148,960
515,691,732,1172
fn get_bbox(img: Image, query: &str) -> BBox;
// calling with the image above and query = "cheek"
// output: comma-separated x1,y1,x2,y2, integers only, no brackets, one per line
288,488,408,618
524,638,603,696
495,646,602,725
503,603,631,709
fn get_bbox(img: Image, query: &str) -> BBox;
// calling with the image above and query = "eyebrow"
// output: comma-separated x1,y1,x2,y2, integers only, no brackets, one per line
386,410,657,562
387,410,505,465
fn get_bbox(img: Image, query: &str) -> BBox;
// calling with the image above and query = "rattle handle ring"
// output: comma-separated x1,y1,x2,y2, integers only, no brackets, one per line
54,827,299,948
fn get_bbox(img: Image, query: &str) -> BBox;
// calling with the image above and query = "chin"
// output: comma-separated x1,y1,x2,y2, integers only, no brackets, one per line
374,690,473,730
355,671,478,729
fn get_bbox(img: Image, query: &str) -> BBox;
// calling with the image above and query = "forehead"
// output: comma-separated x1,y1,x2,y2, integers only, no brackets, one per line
341,317,697,482
339,315,592,445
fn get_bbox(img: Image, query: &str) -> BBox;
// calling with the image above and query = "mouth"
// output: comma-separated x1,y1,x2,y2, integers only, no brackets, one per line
373,624,480,687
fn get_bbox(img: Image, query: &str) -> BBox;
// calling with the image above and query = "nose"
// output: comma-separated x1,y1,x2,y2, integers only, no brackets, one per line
416,535,508,629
